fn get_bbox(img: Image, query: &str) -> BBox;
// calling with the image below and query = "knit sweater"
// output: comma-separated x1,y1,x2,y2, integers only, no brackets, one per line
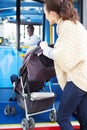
53,19,87,91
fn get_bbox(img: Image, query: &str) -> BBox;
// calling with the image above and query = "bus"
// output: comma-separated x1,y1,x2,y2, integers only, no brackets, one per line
0,0,87,130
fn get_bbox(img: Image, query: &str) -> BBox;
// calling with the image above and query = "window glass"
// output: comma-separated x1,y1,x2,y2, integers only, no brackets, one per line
73,0,82,22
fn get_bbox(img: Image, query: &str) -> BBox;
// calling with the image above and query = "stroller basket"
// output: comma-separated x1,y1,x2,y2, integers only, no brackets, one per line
16,92,55,114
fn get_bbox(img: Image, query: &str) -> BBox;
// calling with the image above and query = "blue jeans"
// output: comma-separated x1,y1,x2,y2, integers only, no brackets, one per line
57,82,87,130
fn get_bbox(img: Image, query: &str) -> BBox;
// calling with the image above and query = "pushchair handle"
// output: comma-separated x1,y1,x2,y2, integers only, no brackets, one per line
31,46,41,54
31,44,54,55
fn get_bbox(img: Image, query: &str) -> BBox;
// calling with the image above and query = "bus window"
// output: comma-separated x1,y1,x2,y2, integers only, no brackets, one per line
72,0,83,23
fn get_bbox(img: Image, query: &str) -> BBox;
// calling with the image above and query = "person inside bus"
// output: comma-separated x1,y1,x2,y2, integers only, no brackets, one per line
40,0,87,130
25,24,41,52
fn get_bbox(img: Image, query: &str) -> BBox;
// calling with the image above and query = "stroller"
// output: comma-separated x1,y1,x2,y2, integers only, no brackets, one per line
4,46,57,130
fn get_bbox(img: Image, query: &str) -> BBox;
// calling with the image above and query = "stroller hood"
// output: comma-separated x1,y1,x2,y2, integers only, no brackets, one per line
20,47,56,82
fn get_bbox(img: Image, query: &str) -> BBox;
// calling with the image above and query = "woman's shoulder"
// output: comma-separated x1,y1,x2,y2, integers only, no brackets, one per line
63,20,77,28
61,20,86,35
56,19,77,34
63,20,85,30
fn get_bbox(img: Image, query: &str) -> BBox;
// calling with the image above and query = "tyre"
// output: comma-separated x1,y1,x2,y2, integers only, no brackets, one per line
21,117,35,130
21,118,29,130
49,110,57,122
28,117,35,129
4,105,11,116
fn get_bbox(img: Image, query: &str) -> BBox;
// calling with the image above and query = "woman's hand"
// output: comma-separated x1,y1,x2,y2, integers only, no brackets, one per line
40,41,48,50
40,41,54,60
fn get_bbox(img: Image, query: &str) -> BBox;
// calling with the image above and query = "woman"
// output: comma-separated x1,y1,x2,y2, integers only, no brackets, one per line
40,0,87,130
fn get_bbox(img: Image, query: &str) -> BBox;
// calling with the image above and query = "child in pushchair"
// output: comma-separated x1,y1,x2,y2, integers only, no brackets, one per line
5,46,57,130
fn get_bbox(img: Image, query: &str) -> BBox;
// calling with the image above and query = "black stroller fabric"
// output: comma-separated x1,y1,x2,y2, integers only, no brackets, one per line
21,46,55,81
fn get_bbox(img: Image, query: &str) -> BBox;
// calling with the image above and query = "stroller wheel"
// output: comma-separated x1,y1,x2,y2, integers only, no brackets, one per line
21,117,35,130
21,118,29,130
28,117,35,129
10,106,16,115
4,105,11,116
49,110,57,122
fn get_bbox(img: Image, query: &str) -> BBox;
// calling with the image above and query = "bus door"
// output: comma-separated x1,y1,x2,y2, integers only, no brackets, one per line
0,0,43,88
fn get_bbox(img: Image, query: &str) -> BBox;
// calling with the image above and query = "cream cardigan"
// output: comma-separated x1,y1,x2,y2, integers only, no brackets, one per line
53,19,87,91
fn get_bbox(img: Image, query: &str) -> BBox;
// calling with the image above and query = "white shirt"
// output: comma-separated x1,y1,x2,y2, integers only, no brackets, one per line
25,35,41,46
25,35,41,53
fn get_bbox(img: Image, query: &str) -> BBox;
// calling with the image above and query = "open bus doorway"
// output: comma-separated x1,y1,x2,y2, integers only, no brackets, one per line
0,0,44,89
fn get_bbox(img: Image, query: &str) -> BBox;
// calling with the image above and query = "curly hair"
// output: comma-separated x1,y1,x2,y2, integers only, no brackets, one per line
44,0,79,23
